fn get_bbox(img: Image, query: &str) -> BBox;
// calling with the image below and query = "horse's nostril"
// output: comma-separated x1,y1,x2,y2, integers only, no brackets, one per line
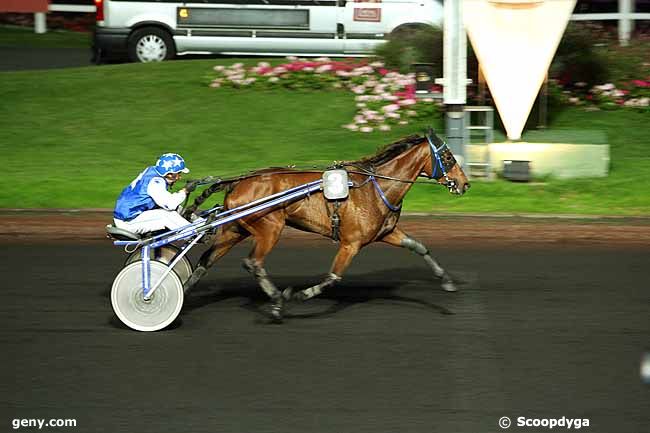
464,183,471,191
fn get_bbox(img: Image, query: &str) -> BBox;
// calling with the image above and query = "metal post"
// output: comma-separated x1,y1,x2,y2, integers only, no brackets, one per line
538,74,548,129
443,0,467,164
34,12,46,34
618,0,632,46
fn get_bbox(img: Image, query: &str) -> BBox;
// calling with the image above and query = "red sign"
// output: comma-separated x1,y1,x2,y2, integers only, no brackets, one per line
0,0,49,13
353,8,381,22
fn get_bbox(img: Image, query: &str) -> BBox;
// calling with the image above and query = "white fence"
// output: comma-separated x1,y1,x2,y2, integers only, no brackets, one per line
33,1,650,46
34,3,95,34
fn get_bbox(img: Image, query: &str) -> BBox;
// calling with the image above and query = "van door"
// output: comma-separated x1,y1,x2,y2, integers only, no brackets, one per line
178,0,342,55
341,0,389,54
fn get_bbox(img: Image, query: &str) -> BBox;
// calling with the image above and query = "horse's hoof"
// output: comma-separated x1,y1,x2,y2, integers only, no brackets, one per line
269,303,284,323
282,287,294,301
262,298,284,323
442,281,458,292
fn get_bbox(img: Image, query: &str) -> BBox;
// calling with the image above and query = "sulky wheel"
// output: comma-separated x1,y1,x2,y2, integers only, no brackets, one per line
125,245,193,284
111,261,184,332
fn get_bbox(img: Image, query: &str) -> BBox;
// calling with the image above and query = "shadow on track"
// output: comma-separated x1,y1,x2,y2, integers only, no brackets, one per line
181,266,462,323
105,267,460,329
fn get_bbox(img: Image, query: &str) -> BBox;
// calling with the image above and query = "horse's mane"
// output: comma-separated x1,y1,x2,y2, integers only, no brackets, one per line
183,134,426,218
351,134,424,167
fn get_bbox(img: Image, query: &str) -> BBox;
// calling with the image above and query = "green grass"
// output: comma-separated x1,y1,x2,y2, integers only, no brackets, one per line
1,58,649,215
0,25,91,48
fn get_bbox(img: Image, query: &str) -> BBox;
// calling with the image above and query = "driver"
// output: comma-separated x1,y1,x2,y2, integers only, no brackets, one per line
113,153,199,234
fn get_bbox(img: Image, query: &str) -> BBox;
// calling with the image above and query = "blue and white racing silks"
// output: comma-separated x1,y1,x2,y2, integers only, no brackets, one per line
114,166,187,221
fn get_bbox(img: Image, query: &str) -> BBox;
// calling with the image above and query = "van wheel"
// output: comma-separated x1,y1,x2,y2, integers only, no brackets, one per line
128,27,175,63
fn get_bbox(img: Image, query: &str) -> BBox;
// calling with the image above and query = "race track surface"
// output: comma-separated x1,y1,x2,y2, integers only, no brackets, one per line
1,235,648,433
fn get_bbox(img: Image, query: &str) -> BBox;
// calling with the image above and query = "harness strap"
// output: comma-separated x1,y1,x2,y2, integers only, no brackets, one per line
330,200,341,242
370,176,402,212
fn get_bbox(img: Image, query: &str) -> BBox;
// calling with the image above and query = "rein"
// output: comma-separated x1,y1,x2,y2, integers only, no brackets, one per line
186,132,458,213
370,176,402,212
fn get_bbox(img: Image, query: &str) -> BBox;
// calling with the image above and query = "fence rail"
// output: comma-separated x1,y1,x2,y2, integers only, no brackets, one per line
48,4,95,13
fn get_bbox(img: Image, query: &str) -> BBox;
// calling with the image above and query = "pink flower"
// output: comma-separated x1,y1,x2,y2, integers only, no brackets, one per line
379,124,391,131
344,123,359,131
360,126,373,133
382,104,400,113
632,80,650,88
398,98,417,106
315,64,332,73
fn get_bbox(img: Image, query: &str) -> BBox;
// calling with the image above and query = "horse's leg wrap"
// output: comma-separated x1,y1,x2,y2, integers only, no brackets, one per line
242,258,282,300
243,258,285,322
292,273,342,301
184,265,207,294
400,237,457,292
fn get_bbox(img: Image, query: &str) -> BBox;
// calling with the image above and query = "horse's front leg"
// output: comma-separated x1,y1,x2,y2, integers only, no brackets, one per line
381,227,457,292
287,242,360,302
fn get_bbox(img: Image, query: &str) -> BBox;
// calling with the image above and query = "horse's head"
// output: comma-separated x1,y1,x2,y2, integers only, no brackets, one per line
423,132,470,195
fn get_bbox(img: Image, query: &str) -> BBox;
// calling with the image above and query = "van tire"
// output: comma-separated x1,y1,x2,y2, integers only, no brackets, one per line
128,27,176,63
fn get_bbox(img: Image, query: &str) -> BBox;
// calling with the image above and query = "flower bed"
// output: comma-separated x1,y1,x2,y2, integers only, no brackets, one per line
559,78,650,111
209,57,442,132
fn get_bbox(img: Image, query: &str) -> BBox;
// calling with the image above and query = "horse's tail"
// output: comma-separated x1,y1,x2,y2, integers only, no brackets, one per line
182,179,238,219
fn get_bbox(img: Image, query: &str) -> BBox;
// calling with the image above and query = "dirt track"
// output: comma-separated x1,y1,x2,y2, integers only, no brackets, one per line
1,227,649,433
2,210,650,247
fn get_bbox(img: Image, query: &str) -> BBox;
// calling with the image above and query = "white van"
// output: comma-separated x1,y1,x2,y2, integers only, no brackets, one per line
93,0,443,62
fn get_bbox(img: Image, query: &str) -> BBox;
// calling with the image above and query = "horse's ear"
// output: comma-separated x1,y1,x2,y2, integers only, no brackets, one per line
426,127,445,147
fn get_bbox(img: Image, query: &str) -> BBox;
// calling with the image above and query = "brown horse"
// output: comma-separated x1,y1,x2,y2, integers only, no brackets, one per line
183,131,470,321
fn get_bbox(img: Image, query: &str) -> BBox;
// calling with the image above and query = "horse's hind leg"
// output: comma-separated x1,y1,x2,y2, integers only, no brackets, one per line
381,227,457,292
239,214,286,321
289,241,360,301
184,226,247,293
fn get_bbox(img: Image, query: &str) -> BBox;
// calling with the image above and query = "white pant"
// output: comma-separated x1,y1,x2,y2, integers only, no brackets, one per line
114,209,191,235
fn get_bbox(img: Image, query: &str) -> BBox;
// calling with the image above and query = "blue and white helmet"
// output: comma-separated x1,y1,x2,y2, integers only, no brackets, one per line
155,153,190,176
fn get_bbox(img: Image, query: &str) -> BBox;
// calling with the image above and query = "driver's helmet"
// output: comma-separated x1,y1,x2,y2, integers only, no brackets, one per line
155,153,190,176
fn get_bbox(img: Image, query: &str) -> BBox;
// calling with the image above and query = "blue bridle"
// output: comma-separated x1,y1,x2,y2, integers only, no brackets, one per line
371,133,459,212
425,133,459,193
